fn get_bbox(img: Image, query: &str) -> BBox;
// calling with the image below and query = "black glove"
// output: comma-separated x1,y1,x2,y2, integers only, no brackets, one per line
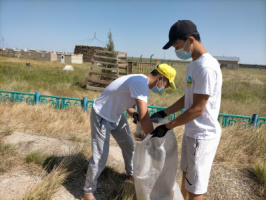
151,124,170,138
151,110,167,119
133,112,139,124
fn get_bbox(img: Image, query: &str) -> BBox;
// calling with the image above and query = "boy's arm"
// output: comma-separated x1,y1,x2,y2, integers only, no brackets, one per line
164,95,185,115
135,99,154,135
127,107,136,118
151,95,185,119
151,94,209,138
166,94,209,129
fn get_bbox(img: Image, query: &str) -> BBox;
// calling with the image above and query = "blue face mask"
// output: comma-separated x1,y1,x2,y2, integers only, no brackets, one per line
152,79,164,94
175,40,192,60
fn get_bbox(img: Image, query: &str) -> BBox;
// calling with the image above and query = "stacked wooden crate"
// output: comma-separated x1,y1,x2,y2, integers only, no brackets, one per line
74,45,105,62
86,50,128,91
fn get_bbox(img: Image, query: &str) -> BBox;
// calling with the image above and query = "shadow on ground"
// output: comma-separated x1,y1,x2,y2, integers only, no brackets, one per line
43,154,135,200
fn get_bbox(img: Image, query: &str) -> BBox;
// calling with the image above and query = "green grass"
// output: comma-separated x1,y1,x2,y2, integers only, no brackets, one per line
0,142,18,173
254,162,266,189
1,56,265,116
26,152,49,165
0,124,14,137
69,135,83,142
0,142,16,156
222,75,266,102
128,56,190,66
0,56,92,98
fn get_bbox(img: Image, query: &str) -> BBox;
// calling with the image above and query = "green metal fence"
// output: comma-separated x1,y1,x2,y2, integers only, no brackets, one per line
0,90,265,128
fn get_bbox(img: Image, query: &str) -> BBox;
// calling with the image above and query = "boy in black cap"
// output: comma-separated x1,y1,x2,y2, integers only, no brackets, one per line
151,20,222,200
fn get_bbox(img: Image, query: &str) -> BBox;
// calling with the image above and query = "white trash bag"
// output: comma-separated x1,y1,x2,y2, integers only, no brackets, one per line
134,121,146,140
133,119,183,200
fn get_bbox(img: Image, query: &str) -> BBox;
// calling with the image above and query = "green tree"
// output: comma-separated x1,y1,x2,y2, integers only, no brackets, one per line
104,30,116,68
106,30,114,51
101,30,116,80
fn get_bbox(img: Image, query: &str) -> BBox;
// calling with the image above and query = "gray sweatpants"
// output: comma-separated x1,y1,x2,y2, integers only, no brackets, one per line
83,107,134,194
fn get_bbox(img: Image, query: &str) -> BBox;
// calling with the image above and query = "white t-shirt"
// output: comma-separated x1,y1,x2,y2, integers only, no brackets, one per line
93,74,149,123
184,53,222,139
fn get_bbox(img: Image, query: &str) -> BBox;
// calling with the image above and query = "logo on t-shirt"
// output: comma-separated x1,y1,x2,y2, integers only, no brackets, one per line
187,76,192,87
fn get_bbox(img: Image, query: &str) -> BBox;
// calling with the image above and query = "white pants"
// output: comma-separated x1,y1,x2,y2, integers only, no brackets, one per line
83,107,134,194
180,135,220,195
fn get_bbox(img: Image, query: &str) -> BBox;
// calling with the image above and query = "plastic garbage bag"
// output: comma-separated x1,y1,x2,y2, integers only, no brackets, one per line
133,119,183,200
134,121,146,140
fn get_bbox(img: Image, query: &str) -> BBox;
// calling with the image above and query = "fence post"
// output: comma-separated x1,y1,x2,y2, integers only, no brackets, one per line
251,114,258,129
11,93,15,102
35,92,40,104
61,99,65,110
56,98,61,109
128,62,133,74
82,97,87,112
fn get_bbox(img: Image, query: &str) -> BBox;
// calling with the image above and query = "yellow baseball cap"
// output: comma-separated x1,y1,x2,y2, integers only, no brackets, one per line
156,64,176,89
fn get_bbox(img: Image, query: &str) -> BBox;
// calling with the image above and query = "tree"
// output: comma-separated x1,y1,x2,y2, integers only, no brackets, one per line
106,30,114,51
101,30,116,79
104,30,116,67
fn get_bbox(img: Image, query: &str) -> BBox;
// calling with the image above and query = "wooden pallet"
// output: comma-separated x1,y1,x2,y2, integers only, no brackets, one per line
86,50,128,91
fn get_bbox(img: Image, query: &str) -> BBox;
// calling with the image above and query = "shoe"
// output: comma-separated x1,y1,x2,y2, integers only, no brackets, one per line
83,193,97,200
126,175,134,182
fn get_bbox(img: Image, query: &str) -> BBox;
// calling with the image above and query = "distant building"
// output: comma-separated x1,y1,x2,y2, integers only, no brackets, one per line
214,56,240,70
57,53,83,64
0,48,22,58
239,64,266,70
1,48,83,64
23,50,57,61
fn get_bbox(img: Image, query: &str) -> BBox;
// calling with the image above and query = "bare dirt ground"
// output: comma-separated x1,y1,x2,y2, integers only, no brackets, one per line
0,132,130,200
0,132,264,200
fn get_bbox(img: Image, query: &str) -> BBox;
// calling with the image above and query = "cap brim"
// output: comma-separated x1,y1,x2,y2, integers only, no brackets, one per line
163,40,176,50
170,81,176,89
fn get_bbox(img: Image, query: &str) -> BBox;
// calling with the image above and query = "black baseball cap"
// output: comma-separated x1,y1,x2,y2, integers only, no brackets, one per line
163,20,198,49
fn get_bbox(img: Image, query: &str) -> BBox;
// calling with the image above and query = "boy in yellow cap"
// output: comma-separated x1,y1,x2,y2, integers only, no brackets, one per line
83,64,176,200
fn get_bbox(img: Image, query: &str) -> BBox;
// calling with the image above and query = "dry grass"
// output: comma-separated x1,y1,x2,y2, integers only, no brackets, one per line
1,56,266,199
0,142,20,173
0,102,91,140
215,125,266,193
92,164,136,200
216,125,265,165
22,159,70,200
119,182,136,200
1,102,265,199
220,68,266,116
6,144,92,200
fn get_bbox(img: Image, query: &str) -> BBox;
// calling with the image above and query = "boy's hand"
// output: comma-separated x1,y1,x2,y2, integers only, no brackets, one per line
151,124,170,138
151,110,167,119
133,112,139,124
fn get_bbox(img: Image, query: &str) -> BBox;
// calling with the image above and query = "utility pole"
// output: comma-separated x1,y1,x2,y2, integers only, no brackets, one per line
1,37,4,49
150,54,154,64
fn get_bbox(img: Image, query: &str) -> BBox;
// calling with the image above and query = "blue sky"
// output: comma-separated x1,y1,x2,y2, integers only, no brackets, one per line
0,0,265,65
